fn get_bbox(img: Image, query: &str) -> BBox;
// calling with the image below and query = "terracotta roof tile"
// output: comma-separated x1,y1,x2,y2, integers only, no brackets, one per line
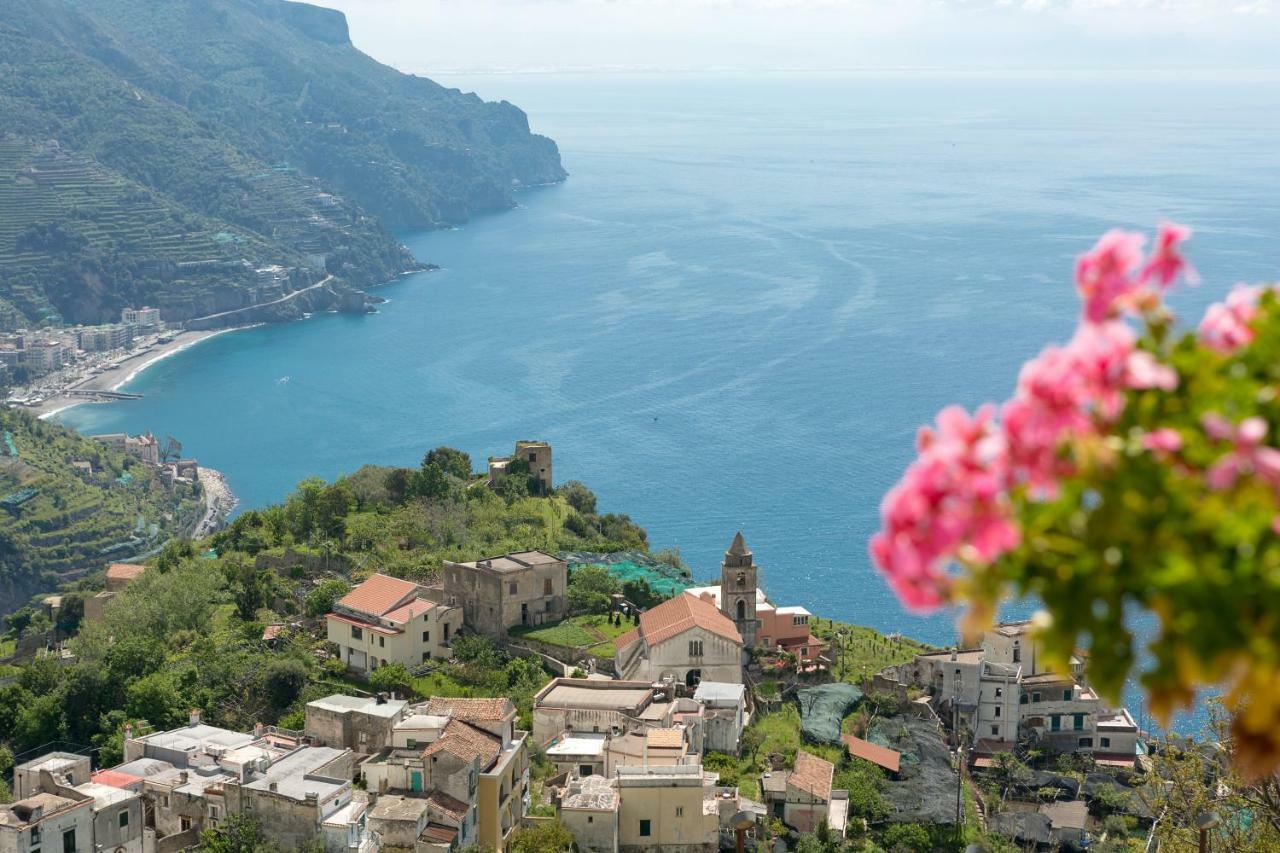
645,728,684,749
790,750,834,801
842,734,901,774
421,719,501,768
91,769,143,789
383,599,436,624
422,697,515,722
426,790,471,822
638,594,742,648
336,574,418,617
421,823,460,843
107,563,146,581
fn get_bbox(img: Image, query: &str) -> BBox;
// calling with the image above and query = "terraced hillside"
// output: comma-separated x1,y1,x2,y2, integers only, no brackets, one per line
0,409,204,613
0,0,564,326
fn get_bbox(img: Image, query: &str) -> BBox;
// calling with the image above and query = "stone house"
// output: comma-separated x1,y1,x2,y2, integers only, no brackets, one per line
438,551,566,637
326,573,462,673
0,792,94,853
559,775,619,853
760,750,845,835
614,594,744,686
84,563,147,622
305,694,409,756
2,759,144,853
487,440,552,495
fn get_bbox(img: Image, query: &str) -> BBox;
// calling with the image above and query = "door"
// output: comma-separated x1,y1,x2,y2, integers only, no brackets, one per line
411,771,423,793
521,602,529,625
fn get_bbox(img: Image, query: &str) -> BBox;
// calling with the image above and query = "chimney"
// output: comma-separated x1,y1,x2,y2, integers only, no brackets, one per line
123,723,134,740
269,782,278,792
179,771,188,784
950,649,957,662
189,708,202,727
253,722,265,738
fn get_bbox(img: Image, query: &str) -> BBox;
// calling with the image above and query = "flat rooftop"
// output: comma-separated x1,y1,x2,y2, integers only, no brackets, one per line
694,682,746,704
137,724,256,755
547,734,607,759
539,682,653,712
309,694,407,719
562,775,617,811
74,782,136,808
458,551,562,573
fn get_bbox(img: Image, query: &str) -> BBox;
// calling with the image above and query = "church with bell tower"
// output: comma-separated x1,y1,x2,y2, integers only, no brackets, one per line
719,531,759,648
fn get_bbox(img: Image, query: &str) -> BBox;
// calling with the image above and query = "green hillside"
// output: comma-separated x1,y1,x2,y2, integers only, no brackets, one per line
0,0,565,325
0,409,205,613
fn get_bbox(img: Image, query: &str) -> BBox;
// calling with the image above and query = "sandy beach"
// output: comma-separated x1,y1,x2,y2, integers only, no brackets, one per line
33,328,239,419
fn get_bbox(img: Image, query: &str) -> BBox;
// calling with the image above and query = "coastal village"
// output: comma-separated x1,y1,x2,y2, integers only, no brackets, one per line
1,441,1162,853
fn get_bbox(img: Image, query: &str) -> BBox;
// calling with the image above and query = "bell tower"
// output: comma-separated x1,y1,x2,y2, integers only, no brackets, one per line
720,531,758,648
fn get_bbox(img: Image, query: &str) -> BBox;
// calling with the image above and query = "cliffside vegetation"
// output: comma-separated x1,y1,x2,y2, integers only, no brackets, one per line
0,0,565,325
0,408,203,615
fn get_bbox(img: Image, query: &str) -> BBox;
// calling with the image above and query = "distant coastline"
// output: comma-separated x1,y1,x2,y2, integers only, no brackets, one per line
35,328,243,420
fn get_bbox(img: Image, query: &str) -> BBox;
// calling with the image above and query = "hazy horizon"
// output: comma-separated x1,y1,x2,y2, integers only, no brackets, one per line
318,0,1280,76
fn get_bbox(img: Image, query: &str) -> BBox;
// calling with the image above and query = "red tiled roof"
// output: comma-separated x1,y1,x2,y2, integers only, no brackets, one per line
336,574,419,617
91,769,143,789
426,791,470,822
384,599,436,625
790,750,834,801
326,612,400,636
423,697,516,722
421,719,501,768
615,627,640,655
638,594,742,648
842,734,901,774
421,823,460,844
107,563,146,581
645,729,684,749
262,624,284,641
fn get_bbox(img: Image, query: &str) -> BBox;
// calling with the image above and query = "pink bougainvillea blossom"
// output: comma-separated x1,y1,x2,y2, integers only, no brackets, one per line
1075,229,1146,323
1199,284,1262,354
1125,350,1178,391
869,405,1019,612
1141,222,1197,289
1202,414,1280,491
1142,428,1184,455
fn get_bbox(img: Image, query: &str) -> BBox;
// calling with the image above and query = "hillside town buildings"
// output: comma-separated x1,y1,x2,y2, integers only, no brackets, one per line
83,562,147,622
326,574,462,674
614,593,744,686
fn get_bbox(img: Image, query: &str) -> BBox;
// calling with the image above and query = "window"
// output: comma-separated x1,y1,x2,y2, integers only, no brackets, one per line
639,820,652,837
1050,715,1061,732
544,578,553,595
378,635,385,648
31,828,41,845
689,640,703,657
1032,692,1041,703
509,582,518,595
736,600,746,620
1101,737,1111,748
995,687,1003,698
800,647,808,657
161,795,169,809
1013,644,1021,663
1063,689,1073,701
994,706,1001,718
676,807,684,817
1020,694,1028,705
63,829,76,853
422,652,430,662
1079,738,1092,748
119,810,130,828
736,572,745,587
587,817,593,824
580,764,593,776
351,625,363,640
407,738,418,749
180,818,192,832
1073,713,1085,731
423,630,430,642
991,725,999,736
527,452,537,462
359,731,368,744
792,615,808,626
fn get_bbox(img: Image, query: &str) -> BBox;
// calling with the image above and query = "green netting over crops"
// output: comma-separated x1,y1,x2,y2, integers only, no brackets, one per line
562,550,695,597
796,682,864,745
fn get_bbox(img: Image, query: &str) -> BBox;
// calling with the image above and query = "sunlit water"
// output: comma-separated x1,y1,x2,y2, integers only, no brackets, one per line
61,71,1280,734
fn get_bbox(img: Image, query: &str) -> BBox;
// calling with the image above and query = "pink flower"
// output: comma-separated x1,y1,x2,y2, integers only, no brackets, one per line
1142,428,1184,455
1075,230,1146,324
1199,284,1261,354
871,405,1020,613
1202,414,1280,491
1140,221,1197,288
1125,350,1178,391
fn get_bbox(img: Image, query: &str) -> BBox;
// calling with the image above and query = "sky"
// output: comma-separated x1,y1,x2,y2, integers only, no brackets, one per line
317,0,1280,74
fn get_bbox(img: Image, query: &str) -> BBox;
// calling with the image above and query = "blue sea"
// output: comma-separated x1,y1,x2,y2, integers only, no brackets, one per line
60,71,1280,730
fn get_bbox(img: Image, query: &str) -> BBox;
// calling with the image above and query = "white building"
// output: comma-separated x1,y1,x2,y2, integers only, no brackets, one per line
614,594,744,687
326,574,462,674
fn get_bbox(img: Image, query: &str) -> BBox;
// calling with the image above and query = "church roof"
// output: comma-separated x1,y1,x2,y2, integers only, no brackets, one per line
632,593,743,649
727,531,750,557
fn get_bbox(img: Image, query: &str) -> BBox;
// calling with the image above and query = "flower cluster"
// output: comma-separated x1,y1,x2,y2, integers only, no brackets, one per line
871,223,1192,610
870,222,1280,777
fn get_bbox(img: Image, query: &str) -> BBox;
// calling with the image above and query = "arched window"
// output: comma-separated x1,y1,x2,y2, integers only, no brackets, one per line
736,572,745,587
737,599,746,620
